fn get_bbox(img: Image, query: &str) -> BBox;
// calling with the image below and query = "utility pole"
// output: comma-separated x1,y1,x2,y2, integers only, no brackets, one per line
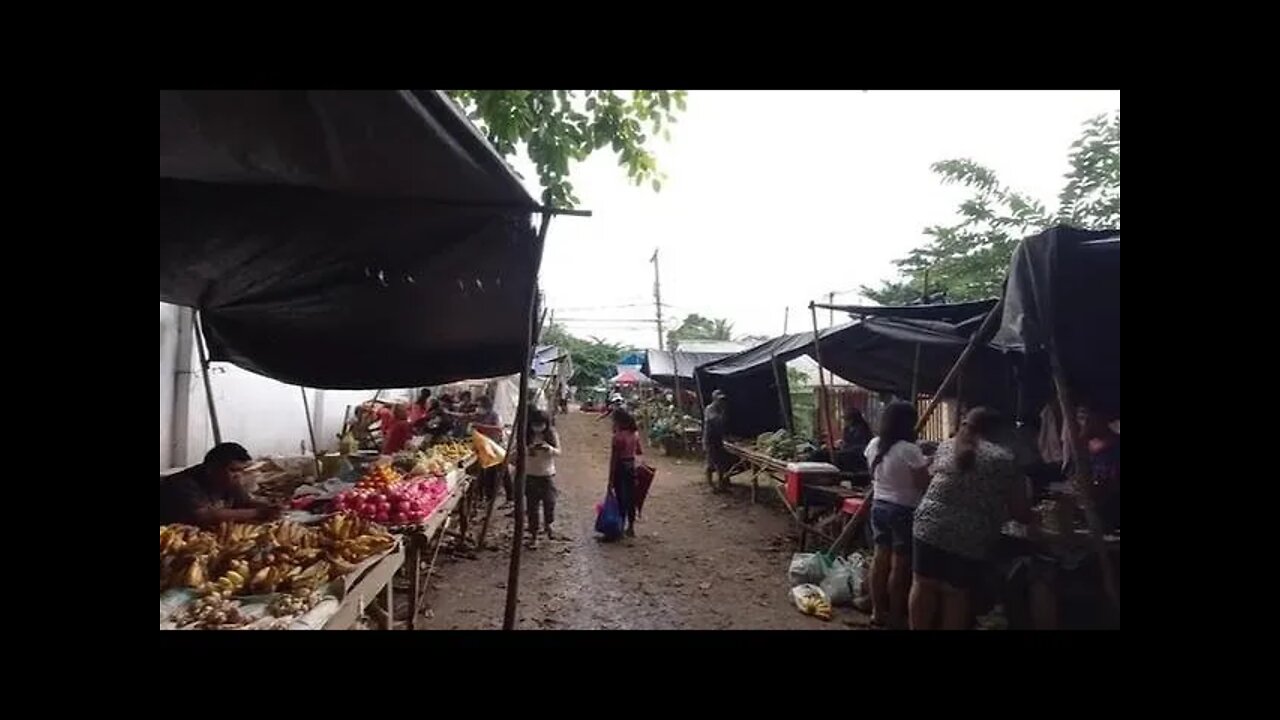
651,248,665,351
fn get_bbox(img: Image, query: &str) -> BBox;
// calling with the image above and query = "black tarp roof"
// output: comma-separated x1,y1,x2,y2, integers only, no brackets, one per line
816,317,1013,406
991,225,1120,416
816,298,999,324
159,90,543,389
642,349,736,386
694,314,1016,439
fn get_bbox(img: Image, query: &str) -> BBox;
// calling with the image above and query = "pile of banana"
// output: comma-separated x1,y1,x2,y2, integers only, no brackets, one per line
789,584,833,621
268,589,322,618
160,515,397,597
424,440,471,464
172,592,250,630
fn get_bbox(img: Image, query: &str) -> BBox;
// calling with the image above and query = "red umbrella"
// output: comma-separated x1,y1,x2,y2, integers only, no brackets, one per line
634,463,656,518
609,369,652,386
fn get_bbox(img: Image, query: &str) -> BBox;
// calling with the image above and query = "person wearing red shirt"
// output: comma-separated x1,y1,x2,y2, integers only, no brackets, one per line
381,404,414,455
408,389,432,424
608,408,643,538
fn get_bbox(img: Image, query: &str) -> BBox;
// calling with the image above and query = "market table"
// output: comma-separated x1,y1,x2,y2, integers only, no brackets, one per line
324,542,406,630
722,441,866,550
394,469,473,630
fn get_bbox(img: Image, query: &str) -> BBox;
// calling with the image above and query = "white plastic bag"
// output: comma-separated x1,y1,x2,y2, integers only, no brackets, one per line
788,552,831,587
790,583,832,620
820,553,868,606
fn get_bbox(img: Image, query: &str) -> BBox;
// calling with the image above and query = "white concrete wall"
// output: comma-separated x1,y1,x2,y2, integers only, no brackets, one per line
160,303,409,467
160,303,180,470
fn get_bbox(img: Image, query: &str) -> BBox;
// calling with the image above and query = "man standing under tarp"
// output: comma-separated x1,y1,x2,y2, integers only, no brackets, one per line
704,390,732,492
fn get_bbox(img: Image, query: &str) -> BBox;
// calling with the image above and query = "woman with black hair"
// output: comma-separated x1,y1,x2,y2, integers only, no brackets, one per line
910,407,1035,630
863,401,931,629
608,408,643,539
409,388,432,424
524,408,566,549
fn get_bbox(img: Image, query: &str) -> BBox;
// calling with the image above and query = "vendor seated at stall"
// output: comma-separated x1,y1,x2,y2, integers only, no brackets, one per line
160,443,278,527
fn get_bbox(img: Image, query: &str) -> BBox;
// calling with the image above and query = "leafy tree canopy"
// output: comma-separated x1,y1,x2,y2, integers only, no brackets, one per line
445,90,688,209
864,111,1119,305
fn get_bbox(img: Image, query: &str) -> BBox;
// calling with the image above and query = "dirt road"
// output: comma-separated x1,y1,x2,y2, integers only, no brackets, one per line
420,410,867,630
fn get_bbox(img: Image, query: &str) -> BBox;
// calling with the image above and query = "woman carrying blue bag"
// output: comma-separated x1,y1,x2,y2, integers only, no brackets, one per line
598,408,642,540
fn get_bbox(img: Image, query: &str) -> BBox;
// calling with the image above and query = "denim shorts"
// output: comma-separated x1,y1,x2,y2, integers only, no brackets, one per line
871,499,915,552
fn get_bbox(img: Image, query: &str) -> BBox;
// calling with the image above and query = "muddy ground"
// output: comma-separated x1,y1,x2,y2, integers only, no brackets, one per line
411,410,868,630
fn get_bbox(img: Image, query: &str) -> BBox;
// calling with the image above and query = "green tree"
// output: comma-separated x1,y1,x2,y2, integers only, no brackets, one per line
541,322,630,389
445,90,688,209
667,314,734,350
864,111,1120,304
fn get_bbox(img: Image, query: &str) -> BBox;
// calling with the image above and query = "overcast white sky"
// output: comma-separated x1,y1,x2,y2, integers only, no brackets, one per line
508,90,1120,350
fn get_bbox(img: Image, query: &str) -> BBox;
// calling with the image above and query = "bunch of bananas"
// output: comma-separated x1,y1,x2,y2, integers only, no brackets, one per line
790,584,833,621
160,516,398,596
268,589,321,618
171,592,249,629
424,441,471,464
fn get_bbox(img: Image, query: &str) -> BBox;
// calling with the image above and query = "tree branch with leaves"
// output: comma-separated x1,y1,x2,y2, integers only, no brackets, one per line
864,110,1119,304
445,90,688,209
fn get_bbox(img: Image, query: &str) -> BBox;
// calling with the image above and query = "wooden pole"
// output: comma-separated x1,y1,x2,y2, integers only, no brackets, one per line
502,213,552,631
193,311,223,445
672,350,682,417
910,342,922,402
300,387,321,476
809,302,837,456
772,307,793,433
915,297,1004,435
770,350,792,434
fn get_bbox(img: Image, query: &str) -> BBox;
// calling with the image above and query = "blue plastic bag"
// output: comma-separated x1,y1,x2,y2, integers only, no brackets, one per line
595,488,624,540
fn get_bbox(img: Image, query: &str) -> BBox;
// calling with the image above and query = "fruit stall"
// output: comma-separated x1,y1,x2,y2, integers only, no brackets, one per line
160,516,405,630
160,440,476,630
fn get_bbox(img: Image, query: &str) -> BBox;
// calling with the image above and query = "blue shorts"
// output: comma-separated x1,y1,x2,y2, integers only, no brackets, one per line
871,499,915,552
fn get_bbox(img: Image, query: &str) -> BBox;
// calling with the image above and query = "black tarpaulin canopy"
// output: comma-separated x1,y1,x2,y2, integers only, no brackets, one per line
695,329,842,438
991,225,1120,416
159,90,543,389
642,349,736,387
815,317,1014,407
695,312,1017,439
817,298,999,324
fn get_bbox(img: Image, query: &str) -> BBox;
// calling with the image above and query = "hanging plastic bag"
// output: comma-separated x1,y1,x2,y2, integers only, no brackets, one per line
471,429,507,469
788,552,831,587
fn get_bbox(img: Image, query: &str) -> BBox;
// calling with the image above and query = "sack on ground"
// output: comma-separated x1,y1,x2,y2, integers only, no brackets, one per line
820,553,867,606
790,584,832,621
788,552,831,587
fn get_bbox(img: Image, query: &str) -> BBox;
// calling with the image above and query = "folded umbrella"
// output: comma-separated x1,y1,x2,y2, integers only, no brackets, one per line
634,463,656,518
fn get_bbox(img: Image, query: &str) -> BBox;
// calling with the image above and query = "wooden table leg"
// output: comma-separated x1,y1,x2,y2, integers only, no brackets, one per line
406,533,424,631
381,576,395,630
475,493,497,550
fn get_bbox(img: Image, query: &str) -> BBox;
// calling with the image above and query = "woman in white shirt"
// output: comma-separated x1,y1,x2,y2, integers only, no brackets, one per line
863,401,932,629
524,409,565,549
